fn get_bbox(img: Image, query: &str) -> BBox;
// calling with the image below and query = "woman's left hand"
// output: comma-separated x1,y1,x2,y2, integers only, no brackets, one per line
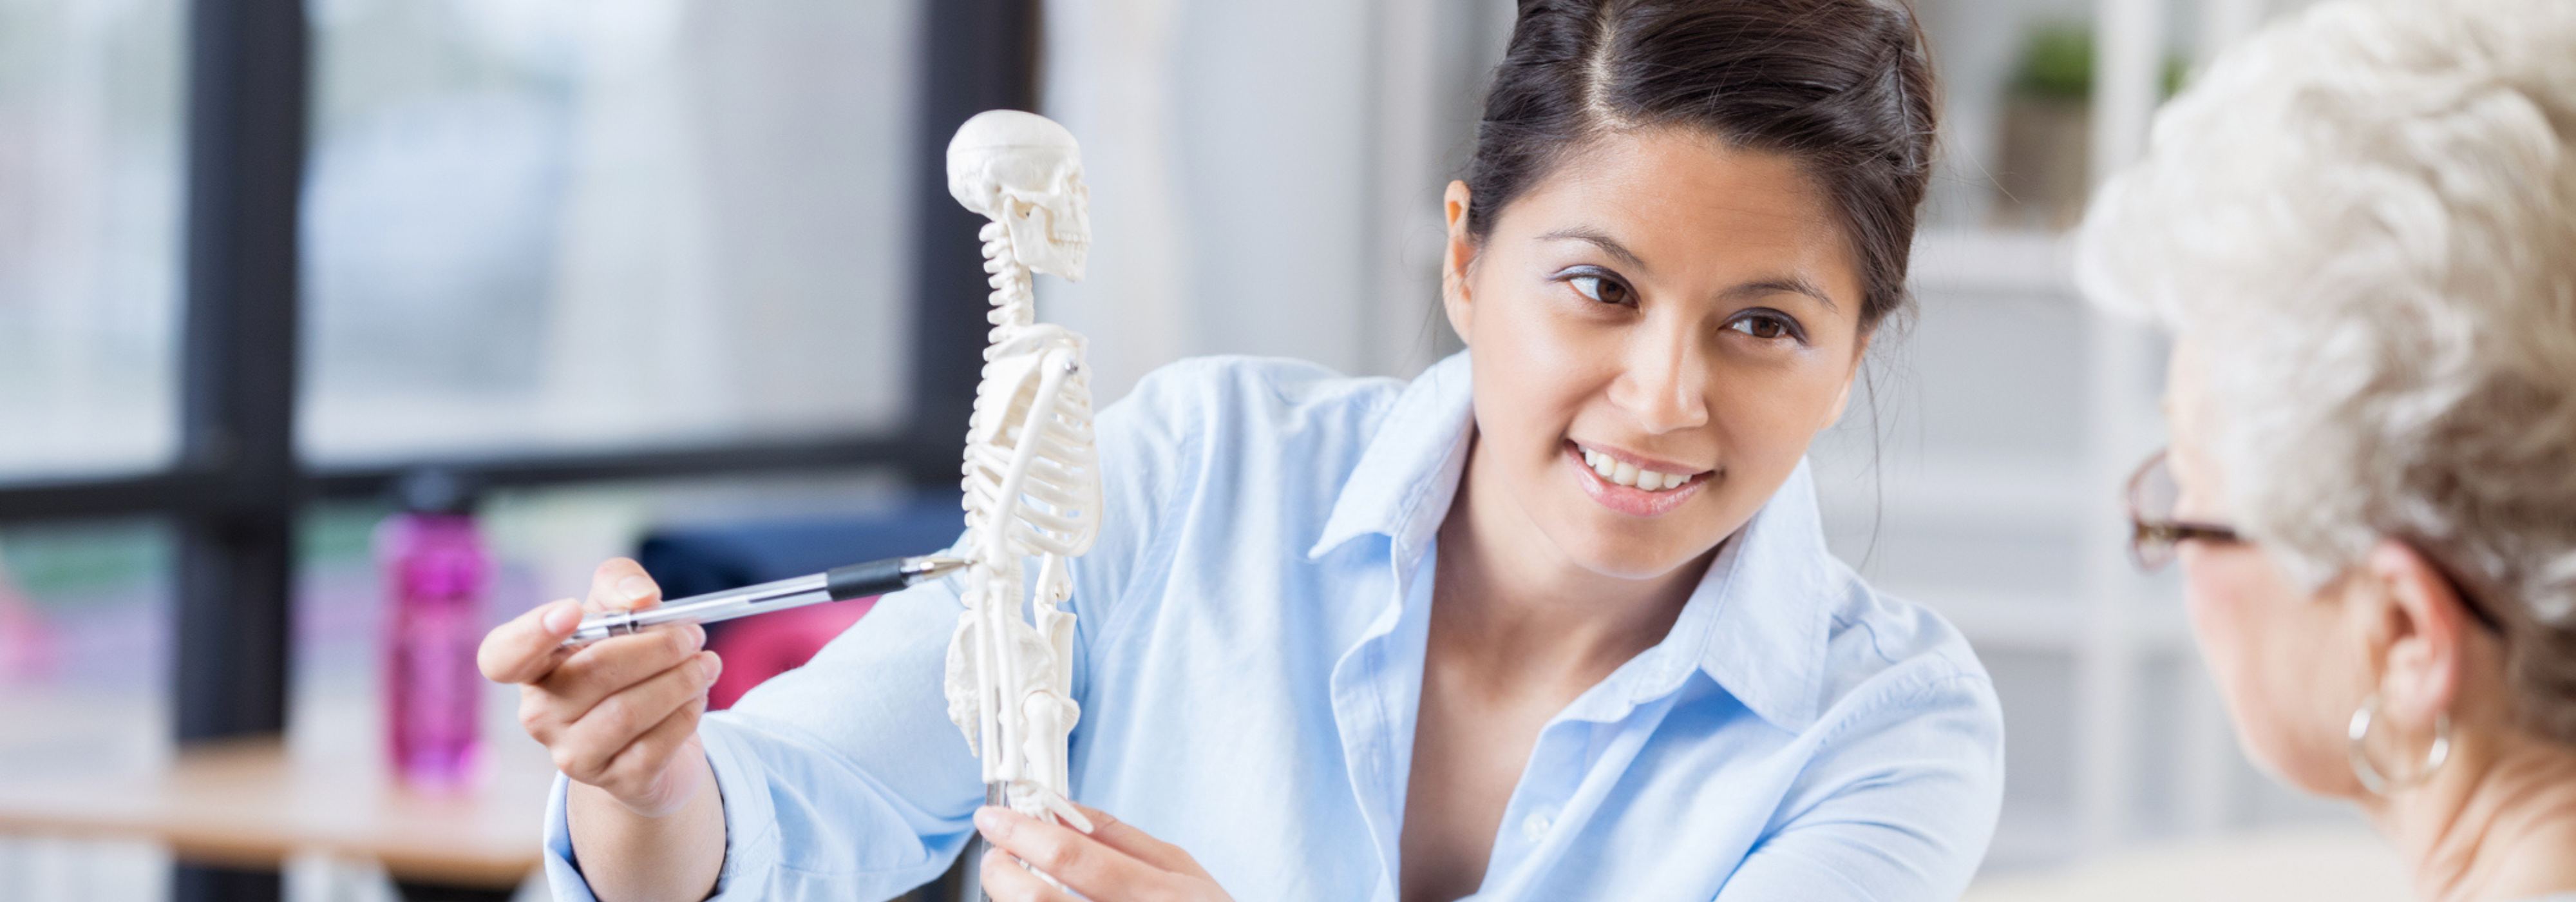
975,803,1234,902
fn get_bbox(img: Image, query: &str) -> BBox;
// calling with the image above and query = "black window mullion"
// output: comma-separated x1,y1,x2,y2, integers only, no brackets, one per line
174,0,306,747
904,0,1044,488
171,0,305,897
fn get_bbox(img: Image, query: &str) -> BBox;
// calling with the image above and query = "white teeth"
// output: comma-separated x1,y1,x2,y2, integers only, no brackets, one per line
1579,446,1688,492
1577,446,1700,490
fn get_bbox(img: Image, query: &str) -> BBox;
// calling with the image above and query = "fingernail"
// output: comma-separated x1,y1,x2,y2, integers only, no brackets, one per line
616,575,656,604
542,602,580,633
699,653,722,682
974,806,1003,834
687,623,706,649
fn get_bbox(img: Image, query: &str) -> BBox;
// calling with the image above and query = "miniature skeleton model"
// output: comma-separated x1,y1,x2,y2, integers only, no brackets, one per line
942,110,1102,836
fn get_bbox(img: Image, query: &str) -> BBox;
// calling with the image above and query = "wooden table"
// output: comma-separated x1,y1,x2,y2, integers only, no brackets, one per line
0,733,555,901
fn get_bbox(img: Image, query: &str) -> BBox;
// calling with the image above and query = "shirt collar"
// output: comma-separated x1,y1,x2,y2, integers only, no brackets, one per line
1306,349,1834,732
1609,459,1835,732
1307,349,1477,564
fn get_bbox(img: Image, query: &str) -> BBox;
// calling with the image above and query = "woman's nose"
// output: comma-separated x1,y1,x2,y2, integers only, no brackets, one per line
1607,326,1710,433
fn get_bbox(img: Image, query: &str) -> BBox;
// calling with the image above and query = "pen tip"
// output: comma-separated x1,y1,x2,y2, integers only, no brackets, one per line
915,554,972,577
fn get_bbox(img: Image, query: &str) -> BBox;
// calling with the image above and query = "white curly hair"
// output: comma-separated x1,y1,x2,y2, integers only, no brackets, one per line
2076,0,2576,741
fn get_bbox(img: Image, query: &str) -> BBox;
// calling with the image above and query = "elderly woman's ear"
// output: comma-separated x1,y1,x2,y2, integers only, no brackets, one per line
2360,541,2474,733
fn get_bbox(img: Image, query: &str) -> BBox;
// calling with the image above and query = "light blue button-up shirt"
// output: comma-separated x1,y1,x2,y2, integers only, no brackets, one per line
543,351,2003,901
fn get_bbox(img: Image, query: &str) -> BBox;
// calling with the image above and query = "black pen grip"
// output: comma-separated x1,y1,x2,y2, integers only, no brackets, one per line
824,556,913,600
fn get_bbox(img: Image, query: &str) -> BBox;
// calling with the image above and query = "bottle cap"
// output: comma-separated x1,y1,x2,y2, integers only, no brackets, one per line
394,468,482,516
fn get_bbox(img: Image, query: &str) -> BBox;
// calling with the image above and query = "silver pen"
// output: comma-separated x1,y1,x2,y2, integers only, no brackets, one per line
562,553,972,647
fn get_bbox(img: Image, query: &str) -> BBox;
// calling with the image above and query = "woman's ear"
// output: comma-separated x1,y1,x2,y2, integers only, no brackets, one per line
1821,332,1874,429
2364,540,2468,733
1441,180,1477,346
1823,375,1857,430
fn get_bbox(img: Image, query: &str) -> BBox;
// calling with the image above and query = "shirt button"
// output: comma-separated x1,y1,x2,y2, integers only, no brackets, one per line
1520,807,1557,842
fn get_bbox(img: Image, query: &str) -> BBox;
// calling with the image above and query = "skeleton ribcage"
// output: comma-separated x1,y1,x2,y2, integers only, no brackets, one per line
960,325,1103,566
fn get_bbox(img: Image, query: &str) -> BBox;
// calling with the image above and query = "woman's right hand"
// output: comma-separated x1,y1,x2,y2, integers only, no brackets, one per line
478,558,723,818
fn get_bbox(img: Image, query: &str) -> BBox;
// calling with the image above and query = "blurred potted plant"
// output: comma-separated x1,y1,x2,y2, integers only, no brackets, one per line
1990,24,2186,231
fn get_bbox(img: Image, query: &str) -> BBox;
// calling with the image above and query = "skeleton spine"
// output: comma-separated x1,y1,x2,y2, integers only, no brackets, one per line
981,222,1036,341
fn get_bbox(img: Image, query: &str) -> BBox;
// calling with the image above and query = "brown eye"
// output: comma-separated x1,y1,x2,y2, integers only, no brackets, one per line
1727,315,1790,340
1569,274,1629,305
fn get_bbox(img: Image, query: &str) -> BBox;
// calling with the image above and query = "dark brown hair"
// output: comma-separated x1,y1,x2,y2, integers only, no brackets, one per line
1466,0,1938,332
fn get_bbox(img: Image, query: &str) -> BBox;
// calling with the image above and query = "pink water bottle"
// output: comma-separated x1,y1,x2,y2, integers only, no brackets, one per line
379,469,491,791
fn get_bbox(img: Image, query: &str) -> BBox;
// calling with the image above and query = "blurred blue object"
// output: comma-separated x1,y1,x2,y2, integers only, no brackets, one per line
634,493,965,602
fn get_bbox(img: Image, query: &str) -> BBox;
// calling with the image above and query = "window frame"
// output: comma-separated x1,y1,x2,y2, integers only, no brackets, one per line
0,0,1034,746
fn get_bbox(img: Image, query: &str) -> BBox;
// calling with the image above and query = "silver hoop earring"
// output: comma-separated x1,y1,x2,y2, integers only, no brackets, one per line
2347,693,2451,795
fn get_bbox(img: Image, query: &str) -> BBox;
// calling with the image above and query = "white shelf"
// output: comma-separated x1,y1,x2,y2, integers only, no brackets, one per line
1910,228,2079,297
1887,586,2195,653
1905,589,2084,649
1815,452,2092,529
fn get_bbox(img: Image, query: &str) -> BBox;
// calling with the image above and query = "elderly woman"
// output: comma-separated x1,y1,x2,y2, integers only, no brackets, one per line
2076,0,2576,899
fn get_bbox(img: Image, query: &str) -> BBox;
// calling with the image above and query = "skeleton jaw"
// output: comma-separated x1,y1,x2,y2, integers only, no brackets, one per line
1003,196,1089,282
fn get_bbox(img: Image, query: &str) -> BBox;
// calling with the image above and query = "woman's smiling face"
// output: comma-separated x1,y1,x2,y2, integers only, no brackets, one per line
1443,126,1871,579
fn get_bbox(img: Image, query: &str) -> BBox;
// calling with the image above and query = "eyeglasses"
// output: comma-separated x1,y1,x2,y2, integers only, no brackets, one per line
2124,448,2242,571
2120,447,2508,635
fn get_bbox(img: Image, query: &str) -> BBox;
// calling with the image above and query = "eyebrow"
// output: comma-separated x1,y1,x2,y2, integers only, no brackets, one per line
1537,227,1647,271
1724,277,1839,313
1537,227,1841,313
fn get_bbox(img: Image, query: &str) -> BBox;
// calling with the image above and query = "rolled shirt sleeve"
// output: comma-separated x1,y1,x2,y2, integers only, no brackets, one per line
1714,671,2005,902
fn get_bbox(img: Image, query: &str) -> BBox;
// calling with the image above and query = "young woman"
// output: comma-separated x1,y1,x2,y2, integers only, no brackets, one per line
480,1,2003,899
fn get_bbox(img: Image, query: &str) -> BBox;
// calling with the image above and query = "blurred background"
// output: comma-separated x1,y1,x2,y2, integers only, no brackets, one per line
0,0,2406,900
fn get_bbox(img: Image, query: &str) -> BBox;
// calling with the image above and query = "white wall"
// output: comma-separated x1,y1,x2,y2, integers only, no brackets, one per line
1036,0,1506,404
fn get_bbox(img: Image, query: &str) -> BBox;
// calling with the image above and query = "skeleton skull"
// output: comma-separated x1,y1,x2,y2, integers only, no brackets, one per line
946,110,1090,281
